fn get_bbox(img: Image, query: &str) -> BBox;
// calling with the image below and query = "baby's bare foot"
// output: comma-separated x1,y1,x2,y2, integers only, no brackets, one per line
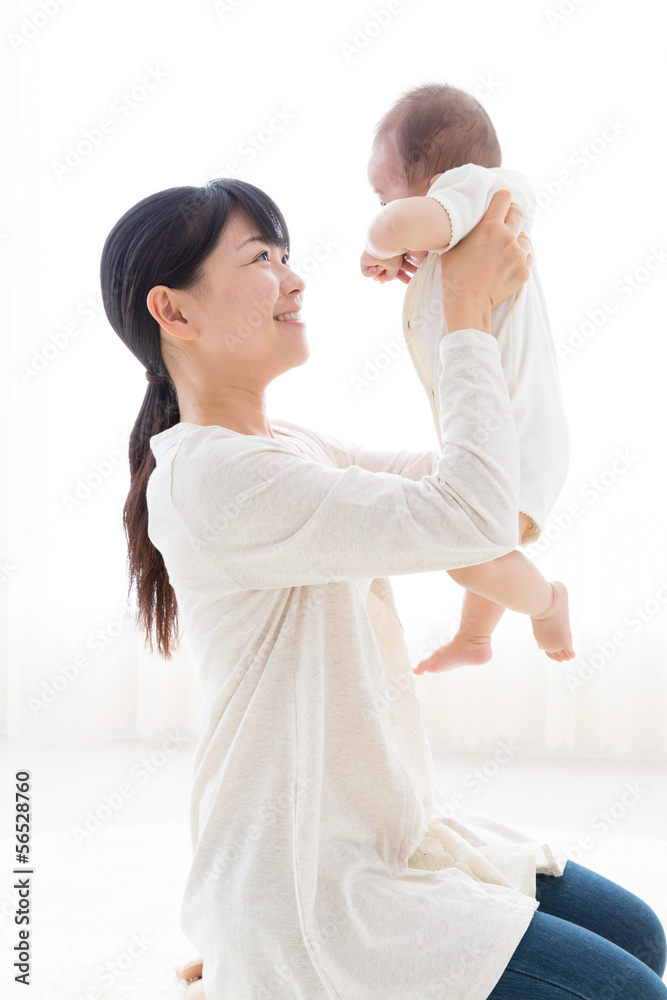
184,979,207,999
530,581,575,662
414,635,492,674
177,958,202,980
176,957,206,998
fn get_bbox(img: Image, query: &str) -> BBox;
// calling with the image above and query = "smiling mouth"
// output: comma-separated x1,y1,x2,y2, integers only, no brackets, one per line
274,311,302,322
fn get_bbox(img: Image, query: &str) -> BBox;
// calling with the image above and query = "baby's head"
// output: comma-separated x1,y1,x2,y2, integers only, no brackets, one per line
368,82,502,204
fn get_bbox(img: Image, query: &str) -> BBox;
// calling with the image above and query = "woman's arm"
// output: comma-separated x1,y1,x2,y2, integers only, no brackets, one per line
171,193,530,589
331,440,438,480
173,331,517,589
267,420,437,480
295,424,438,480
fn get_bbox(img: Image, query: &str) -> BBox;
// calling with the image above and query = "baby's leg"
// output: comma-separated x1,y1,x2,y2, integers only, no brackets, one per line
413,514,574,674
413,590,505,674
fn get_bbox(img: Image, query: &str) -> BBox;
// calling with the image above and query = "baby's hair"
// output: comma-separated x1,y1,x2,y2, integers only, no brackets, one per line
373,81,502,188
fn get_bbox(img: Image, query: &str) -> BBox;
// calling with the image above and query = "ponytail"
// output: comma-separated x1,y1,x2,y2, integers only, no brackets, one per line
100,178,289,658
124,377,180,658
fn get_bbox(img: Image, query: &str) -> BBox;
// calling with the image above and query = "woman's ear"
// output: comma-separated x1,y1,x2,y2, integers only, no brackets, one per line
146,286,200,342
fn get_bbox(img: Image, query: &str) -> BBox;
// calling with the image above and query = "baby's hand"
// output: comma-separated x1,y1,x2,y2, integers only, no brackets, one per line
405,250,429,266
360,248,405,284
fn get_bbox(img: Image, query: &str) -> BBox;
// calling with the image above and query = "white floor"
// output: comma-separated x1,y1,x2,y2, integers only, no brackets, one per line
1,739,666,999
1,736,666,841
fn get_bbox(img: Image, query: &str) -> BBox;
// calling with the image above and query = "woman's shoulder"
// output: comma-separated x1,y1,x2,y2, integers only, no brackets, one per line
148,418,349,470
271,418,353,468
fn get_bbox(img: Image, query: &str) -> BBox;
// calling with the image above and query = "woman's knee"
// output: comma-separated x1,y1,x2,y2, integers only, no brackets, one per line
631,908,667,979
487,909,667,1000
536,861,667,979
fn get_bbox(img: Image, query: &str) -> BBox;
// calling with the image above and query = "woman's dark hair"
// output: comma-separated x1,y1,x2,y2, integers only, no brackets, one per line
100,178,290,659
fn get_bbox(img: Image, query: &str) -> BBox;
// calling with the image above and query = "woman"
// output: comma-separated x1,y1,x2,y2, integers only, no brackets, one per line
100,178,666,1000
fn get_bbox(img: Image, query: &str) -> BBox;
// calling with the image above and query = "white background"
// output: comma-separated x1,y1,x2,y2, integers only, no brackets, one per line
2,0,667,757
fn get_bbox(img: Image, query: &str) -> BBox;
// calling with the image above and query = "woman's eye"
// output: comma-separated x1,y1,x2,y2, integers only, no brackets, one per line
255,249,289,264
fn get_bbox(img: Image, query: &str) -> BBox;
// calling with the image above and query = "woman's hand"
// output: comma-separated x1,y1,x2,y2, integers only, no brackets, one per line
440,190,532,336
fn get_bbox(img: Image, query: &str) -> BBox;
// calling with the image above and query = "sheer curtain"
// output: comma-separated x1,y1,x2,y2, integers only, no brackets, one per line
3,0,666,758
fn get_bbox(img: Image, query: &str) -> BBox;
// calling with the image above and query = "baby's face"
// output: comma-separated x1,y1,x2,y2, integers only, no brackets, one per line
368,137,423,206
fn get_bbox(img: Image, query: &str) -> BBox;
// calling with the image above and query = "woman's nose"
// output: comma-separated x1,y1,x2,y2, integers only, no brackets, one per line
283,265,305,297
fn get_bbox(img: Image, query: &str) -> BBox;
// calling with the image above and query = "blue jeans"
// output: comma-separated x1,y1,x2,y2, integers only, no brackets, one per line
486,860,667,999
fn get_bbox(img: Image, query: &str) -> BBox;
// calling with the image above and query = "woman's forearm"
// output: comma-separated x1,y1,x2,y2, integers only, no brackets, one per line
442,297,492,336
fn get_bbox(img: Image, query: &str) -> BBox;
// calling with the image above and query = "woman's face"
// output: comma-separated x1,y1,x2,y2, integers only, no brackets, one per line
157,208,308,387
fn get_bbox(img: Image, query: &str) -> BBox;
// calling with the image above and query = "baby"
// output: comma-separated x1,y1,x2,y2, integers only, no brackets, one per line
360,82,574,674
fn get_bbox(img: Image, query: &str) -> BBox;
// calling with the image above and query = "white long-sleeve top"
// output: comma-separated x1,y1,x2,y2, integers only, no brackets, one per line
146,329,568,1000
403,164,571,537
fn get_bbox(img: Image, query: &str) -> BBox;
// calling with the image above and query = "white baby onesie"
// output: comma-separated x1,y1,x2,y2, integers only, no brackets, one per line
402,163,570,540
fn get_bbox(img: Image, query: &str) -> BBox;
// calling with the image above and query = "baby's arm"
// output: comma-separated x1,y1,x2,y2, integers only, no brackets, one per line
360,197,453,283
365,197,453,259
363,167,535,282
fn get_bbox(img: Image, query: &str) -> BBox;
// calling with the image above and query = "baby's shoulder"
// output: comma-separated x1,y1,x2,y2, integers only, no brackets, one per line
429,164,536,219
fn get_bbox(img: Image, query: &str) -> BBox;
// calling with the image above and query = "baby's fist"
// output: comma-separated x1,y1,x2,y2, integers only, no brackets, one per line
360,248,404,284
